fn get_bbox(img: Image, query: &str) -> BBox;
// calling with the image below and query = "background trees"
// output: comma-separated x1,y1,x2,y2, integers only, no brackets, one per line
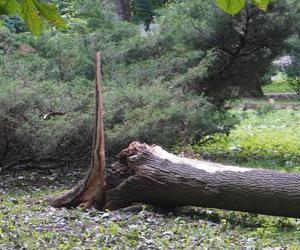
0,0,300,168
0,0,234,168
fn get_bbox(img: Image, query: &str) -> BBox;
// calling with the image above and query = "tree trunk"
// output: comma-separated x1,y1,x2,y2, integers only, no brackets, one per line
49,52,106,209
51,142,300,218
113,0,132,22
237,77,264,98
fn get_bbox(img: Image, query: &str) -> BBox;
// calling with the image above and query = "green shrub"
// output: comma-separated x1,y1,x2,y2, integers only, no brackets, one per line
262,73,292,93
0,4,238,166
104,82,235,154
0,78,94,164
286,77,300,95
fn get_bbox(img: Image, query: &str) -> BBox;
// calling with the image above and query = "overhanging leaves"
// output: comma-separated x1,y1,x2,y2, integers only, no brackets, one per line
252,0,269,11
32,0,65,29
21,0,43,36
216,0,271,15
0,0,65,36
215,0,245,15
4,0,20,15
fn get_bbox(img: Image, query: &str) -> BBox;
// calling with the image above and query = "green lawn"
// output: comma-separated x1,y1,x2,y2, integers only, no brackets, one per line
191,109,300,170
262,74,293,93
263,81,293,93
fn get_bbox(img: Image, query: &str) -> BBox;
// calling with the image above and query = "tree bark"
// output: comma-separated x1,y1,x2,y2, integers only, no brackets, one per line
237,77,264,97
106,143,300,217
112,0,132,22
51,141,300,218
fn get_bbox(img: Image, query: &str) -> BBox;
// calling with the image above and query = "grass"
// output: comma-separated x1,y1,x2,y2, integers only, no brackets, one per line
1,180,300,249
188,108,300,170
263,80,293,93
2,97,300,249
262,73,293,93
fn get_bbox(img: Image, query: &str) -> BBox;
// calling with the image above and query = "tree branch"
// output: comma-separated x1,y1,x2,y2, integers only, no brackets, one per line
0,157,87,172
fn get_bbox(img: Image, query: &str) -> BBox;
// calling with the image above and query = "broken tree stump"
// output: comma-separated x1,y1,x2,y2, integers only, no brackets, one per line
51,142,300,218
49,52,106,209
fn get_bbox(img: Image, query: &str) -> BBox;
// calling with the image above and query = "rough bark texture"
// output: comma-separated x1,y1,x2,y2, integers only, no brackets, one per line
49,52,106,209
104,142,300,218
50,138,300,218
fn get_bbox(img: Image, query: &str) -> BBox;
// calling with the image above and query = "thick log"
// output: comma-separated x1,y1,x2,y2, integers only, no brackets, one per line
104,142,300,218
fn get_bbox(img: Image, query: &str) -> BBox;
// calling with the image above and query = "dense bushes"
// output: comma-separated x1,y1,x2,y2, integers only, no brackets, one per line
104,82,234,154
1,0,299,168
0,77,94,163
7,0,295,166
0,22,236,167
0,49,233,164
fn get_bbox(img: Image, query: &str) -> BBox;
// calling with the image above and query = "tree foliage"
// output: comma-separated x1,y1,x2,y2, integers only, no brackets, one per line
0,0,241,165
0,0,65,35
216,0,270,15
131,0,169,29
0,0,299,166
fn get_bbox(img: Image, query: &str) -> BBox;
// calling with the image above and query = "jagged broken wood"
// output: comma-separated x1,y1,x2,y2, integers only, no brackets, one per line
50,141,300,218
48,53,300,218
49,52,106,209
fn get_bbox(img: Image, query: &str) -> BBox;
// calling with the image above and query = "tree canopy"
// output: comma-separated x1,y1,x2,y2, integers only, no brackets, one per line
0,0,273,35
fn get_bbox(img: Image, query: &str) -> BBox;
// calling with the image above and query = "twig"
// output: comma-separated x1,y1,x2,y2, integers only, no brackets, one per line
0,157,87,172
42,112,65,120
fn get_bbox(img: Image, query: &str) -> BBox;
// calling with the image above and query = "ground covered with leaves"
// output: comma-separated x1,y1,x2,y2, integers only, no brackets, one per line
1,164,300,250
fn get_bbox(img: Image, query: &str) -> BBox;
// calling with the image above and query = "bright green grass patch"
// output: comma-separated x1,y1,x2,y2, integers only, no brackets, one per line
192,110,300,169
263,80,292,93
262,74,293,93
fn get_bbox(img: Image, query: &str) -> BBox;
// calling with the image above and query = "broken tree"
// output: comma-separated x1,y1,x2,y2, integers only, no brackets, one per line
49,53,300,218
49,52,106,209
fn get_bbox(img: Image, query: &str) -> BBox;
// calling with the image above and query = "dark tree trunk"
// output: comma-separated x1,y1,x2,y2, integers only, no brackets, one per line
237,77,264,97
51,142,300,218
116,0,131,22
100,0,132,21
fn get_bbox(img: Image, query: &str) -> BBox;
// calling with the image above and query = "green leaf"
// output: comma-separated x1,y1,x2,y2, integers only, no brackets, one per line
32,0,66,29
215,0,245,15
0,0,65,35
21,0,43,36
4,0,20,15
0,0,19,15
252,0,270,11
0,6,6,15
0,0,6,15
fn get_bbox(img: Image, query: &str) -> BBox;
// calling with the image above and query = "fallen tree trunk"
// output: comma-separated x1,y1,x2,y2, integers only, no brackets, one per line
50,142,300,218
48,52,300,218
